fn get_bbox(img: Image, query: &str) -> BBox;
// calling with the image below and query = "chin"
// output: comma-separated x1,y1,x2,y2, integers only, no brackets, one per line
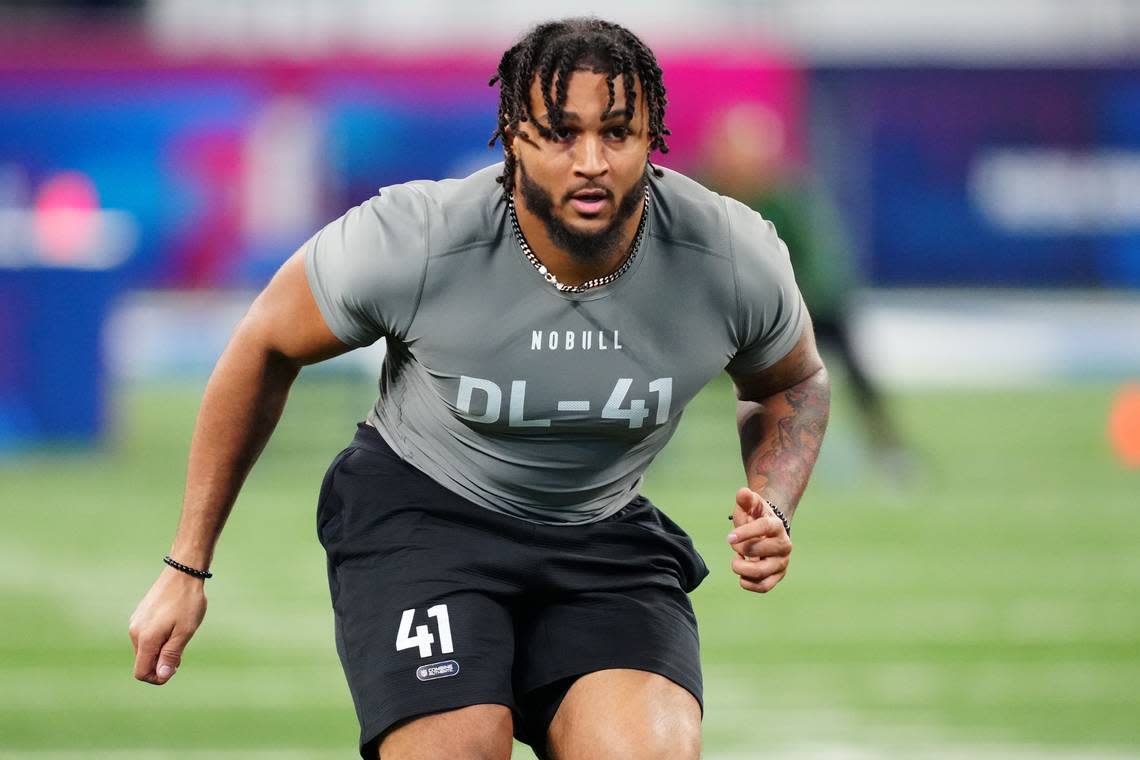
569,216,607,229
562,209,610,228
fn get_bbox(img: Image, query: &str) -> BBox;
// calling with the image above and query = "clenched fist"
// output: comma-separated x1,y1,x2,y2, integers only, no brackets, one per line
128,567,207,685
726,487,792,593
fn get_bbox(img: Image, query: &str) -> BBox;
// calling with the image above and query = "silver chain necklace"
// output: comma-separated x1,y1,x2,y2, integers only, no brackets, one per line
508,185,650,293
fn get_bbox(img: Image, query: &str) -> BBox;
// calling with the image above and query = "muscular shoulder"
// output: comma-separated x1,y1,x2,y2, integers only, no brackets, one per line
304,164,506,346
401,163,506,256
650,166,784,262
650,166,793,316
650,167,804,373
335,162,504,259
648,166,732,257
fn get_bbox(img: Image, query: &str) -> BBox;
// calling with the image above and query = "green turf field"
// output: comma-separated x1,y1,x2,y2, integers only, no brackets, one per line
1,373,1138,758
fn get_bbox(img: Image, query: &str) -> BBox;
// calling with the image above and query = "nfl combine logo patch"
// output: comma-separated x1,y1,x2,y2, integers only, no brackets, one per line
416,660,460,681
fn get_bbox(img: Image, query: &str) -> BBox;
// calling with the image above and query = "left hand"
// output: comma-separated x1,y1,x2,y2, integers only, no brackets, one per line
727,487,792,593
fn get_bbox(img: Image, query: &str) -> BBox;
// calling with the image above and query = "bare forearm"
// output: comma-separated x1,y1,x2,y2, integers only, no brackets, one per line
737,366,830,518
130,249,351,686
170,331,301,568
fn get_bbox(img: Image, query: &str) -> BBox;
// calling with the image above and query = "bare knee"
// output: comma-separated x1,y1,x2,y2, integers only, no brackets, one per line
547,670,701,760
586,708,700,760
378,703,513,760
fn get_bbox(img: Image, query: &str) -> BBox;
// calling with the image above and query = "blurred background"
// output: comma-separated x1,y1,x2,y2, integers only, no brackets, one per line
1,1,1138,758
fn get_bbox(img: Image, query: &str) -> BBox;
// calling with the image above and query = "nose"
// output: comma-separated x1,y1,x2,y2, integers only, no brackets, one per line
573,134,608,179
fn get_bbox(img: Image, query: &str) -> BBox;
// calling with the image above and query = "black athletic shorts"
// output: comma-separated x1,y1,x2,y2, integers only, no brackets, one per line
316,423,709,759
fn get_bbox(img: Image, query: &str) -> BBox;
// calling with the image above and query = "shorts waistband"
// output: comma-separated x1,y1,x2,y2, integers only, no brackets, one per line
344,422,646,528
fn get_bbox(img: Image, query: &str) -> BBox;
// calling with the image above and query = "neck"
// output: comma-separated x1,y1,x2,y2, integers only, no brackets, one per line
511,190,646,287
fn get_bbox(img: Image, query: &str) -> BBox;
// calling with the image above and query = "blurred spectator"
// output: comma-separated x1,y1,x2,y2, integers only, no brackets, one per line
702,102,910,478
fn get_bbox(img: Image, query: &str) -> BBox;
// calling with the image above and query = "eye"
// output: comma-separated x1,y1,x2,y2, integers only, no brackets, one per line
606,125,630,140
550,126,574,143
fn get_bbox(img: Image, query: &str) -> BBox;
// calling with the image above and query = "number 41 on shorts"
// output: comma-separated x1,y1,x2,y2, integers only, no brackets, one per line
396,604,454,658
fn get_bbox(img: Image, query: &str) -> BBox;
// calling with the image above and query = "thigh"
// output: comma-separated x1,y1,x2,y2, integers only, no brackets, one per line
514,496,706,699
515,583,703,694
547,669,701,760
319,439,521,757
511,498,706,755
377,703,514,760
337,578,519,757
512,584,703,755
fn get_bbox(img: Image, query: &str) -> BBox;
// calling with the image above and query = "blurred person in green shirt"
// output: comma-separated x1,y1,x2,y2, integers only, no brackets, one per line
703,102,908,473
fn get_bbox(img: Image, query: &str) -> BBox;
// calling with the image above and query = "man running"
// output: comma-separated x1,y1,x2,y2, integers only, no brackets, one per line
130,17,830,760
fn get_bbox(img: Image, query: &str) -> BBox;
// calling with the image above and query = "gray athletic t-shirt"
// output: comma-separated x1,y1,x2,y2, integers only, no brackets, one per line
304,163,805,524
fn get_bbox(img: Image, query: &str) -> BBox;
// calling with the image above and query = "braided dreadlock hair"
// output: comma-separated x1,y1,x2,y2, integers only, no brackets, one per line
488,17,671,197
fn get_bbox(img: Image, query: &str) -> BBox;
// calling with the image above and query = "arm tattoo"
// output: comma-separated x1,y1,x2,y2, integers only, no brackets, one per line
738,367,830,519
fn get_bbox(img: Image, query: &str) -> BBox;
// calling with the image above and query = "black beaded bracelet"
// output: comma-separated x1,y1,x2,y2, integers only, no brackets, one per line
727,501,792,537
768,503,792,538
164,555,213,579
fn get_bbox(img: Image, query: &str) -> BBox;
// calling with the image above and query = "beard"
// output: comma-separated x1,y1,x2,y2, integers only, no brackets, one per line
517,158,646,263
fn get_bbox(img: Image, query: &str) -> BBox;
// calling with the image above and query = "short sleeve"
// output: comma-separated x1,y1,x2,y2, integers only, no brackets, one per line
303,184,429,347
723,196,808,377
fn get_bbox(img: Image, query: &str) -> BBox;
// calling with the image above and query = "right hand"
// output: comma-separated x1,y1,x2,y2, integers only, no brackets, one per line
128,566,208,685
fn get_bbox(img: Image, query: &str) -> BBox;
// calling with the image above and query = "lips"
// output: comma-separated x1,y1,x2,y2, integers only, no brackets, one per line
568,189,610,216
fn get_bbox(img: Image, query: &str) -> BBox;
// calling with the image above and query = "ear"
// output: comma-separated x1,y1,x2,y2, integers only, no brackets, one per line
504,126,527,162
